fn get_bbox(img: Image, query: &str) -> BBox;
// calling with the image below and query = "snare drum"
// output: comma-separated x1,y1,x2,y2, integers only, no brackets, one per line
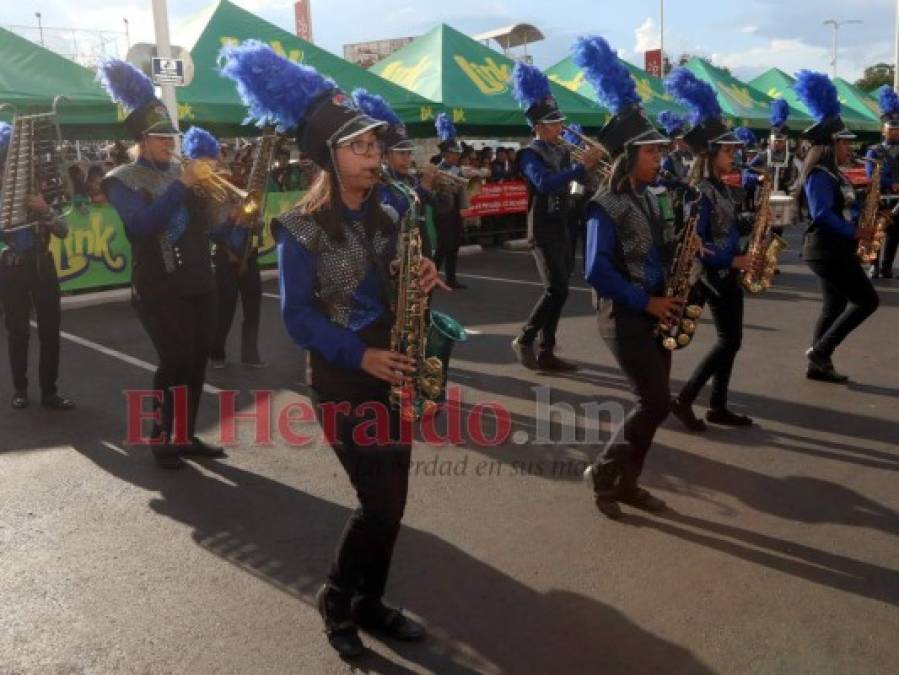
769,193,796,228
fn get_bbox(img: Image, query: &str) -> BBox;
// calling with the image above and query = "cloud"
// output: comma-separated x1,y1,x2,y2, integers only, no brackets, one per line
634,17,660,53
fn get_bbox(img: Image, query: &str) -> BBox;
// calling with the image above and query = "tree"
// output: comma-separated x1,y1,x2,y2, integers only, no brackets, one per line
674,54,731,76
856,63,895,92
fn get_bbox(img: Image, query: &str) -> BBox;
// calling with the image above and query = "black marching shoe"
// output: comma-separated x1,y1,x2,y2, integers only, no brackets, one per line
41,394,75,411
352,597,426,642
183,436,225,458
151,444,186,470
447,281,467,290
670,397,707,432
11,391,28,410
617,485,667,513
511,337,539,370
805,348,849,384
706,408,753,427
536,349,579,373
316,584,365,658
584,465,622,519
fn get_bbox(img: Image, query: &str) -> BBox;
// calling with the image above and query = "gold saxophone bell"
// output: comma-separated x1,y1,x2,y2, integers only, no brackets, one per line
191,159,249,204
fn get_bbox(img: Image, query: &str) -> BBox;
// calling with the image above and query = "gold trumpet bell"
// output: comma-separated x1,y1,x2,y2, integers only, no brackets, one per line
192,159,249,203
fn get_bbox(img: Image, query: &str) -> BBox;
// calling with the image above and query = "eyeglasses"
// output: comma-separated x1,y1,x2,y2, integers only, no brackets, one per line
340,139,385,156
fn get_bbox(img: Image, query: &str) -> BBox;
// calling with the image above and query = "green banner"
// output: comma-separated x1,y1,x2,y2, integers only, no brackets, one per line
41,191,302,293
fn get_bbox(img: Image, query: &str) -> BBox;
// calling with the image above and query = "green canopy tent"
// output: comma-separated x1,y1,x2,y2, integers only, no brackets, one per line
0,26,119,139
833,77,882,126
546,55,689,122
174,0,439,137
749,67,879,133
370,24,604,135
683,58,812,132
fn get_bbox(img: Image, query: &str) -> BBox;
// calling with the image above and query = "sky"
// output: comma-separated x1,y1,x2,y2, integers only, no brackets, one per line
7,0,896,83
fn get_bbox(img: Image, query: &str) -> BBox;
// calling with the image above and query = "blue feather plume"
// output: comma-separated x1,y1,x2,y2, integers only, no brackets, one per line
656,110,685,136
562,123,583,145
0,121,10,152
769,98,789,128
793,70,840,122
435,113,456,142
571,35,640,114
511,61,553,109
877,86,899,116
96,59,156,112
664,67,722,125
218,40,336,129
182,126,220,160
351,88,401,125
733,126,756,147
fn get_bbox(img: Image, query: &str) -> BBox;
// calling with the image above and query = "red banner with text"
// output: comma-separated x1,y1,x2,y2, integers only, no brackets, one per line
461,180,529,217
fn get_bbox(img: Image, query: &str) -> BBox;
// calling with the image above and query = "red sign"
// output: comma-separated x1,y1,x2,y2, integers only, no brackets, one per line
645,49,663,78
460,180,529,217
294,0,313,42
842,166,871,188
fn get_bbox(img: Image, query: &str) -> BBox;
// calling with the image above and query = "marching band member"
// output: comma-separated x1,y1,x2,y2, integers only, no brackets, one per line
220,40,445,658
432,113,468,289
352,89,438,257
865,87,899,279
207,128,267,370
657,110,693,232
665,68,754,432
794,71,879,382
98,61,224,468
509,60,604,372
574,35,674,518
0,121,74,411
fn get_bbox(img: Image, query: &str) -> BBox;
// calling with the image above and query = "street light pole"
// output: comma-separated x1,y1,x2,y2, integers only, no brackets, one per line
35,12,44,47
151,0,178,130
822,18,862,80
123,17,131,52
660,0,665,75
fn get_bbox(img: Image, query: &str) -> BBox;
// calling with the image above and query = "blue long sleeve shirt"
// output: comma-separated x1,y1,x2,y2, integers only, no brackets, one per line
377,176,430,222
209,218,246,253
519,144,586,195
742,154,764,191
695,192,741,270
104,158,188,241
276,207,389,371
804,171,857,240
585,197,666,313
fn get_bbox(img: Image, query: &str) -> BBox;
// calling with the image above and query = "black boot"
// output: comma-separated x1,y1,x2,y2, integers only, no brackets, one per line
182,436,225,458
537,348,579,373
316,584,364,658
617,464,666,513
151,444,186,470
584,464,622,519
705,408,753,427
670,397,707,432
352,597,426,642
805,348,849,383
41,394,75,411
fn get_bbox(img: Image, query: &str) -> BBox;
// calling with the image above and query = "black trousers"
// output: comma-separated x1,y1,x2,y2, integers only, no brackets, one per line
434,220,462,284
807,257,879,357
134,291,216,442
0,257,61,397
592,307,671,478
521,235,572,350
312,383,411,603
877,218,899,273
210,253,262,363
678,277,744,410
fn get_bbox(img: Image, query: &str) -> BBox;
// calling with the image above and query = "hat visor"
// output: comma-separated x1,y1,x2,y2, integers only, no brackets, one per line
144,120,180,137
444,142,463,154
537,111,566,124
710,131,743,145
834,128,857,140
630,128,671,146
389,139,416,152
332,114,387,147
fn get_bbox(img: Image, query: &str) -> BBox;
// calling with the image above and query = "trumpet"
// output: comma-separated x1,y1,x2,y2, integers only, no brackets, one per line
559,126,613,177
433,168,483,199
189,159,249,204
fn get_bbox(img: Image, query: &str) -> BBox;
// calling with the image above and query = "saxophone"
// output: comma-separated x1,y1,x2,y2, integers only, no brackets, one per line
236,127,279,275
658,192,703,351
740,169,788,293
857,158,889,264
385,175,447,421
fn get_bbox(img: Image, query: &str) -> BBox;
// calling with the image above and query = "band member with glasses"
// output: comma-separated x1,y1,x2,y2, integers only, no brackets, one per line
220,41,447,659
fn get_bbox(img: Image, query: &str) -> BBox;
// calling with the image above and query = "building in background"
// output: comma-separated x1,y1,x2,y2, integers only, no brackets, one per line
344,37,415,69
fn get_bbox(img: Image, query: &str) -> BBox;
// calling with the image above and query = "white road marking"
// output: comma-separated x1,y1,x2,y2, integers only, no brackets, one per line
41,322,223,395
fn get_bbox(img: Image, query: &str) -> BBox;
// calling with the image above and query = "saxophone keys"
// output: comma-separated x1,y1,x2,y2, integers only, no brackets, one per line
685,305,702,319
662,337,679,350
676,334,692,347
680,319,696,335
